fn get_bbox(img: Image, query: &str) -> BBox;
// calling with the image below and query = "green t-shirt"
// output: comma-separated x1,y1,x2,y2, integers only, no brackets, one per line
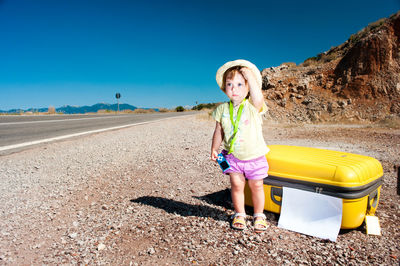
212,100,269,160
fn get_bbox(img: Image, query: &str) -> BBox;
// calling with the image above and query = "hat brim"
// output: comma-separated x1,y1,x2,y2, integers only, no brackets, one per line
216,59,262,91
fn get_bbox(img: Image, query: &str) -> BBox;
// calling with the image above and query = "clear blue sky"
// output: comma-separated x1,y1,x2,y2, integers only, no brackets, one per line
0,0,399,110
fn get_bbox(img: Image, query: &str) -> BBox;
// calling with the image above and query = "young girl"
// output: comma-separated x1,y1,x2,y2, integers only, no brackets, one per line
211,59,269,231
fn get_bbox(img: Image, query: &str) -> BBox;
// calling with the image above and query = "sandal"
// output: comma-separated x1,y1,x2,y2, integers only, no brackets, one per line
231,213,247,230
253,213,268,232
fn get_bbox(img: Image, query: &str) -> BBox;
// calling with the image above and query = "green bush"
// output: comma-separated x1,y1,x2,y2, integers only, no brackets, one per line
349,33,360,45
192,103,219,111
175,106,185,112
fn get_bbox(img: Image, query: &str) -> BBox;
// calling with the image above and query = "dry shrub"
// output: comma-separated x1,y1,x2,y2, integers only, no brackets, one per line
281,62,297,68
158,108,171,113
196,109,214,121
48,106,56,114
97,109,113,114
302,58,319,67
121,109,134,114
132,108,156,114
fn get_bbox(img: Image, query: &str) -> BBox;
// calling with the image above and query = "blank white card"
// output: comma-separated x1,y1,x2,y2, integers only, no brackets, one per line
278,187,343,242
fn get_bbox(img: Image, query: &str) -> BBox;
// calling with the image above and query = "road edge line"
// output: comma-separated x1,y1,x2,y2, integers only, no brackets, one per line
0,115,194,152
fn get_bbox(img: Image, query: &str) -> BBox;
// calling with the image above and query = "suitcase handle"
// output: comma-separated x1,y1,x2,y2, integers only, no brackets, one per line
368,189,378,210
271,186,282,206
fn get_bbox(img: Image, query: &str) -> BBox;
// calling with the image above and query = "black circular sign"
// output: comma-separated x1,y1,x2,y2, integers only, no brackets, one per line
116,93,121,99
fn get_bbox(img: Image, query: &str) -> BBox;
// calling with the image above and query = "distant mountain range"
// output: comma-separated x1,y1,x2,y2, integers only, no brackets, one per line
0,103,157,114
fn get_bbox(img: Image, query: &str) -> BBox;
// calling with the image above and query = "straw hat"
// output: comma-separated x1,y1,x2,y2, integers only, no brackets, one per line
216,59,262,91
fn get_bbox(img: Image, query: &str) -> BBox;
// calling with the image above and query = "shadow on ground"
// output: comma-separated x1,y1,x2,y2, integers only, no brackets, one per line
194,189,278,220
130,194,228,221
194,188,232,210
130,189,287,224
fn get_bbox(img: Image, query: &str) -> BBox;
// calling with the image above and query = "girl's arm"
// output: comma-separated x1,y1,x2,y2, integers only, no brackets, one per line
211,121,224,161
241,68,264,112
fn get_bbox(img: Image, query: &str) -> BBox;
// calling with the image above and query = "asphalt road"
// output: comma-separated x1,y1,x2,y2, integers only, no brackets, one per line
0,112,196,154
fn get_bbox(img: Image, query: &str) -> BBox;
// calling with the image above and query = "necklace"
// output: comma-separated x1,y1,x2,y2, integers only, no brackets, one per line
228,99,246,154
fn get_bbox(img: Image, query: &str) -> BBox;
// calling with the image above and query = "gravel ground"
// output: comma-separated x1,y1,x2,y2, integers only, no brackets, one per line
0,114,399,265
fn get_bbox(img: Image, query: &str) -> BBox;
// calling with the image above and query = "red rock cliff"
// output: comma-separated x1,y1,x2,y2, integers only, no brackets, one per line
262,11,400,123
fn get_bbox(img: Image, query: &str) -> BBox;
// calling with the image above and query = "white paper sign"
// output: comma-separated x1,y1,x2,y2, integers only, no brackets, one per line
278,187,343,242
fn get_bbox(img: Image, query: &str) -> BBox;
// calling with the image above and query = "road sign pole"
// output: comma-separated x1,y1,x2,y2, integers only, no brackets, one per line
115,93,121,114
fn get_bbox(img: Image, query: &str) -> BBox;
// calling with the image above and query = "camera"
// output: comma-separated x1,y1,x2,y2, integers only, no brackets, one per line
217,153,230,171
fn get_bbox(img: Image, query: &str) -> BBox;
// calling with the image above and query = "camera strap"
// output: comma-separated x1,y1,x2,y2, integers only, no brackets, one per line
228,99,246,154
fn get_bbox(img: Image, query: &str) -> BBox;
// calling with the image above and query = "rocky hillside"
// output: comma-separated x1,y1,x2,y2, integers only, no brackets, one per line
262,11,400,123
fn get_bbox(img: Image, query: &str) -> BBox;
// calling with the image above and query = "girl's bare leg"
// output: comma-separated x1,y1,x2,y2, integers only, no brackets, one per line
248,179,265,214
230,172,246,214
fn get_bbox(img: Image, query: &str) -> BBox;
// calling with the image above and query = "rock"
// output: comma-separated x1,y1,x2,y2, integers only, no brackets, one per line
148,247,155,255
279,99,287,107
301,98,312,105
338,100,347,108
97,243,106,251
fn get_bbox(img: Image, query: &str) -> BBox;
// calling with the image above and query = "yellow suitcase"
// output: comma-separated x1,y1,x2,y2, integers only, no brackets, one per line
244,145,383,229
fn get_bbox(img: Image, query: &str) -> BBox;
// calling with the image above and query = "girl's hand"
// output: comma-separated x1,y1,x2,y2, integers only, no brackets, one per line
211,150,219,162
241,67,264,111
240,67,255,82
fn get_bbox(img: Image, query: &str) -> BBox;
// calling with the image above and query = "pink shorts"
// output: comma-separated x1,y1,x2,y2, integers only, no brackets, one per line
221,150,269,180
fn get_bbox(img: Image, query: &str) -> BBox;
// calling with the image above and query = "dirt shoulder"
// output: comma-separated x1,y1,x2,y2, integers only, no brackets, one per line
0,114,399,265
